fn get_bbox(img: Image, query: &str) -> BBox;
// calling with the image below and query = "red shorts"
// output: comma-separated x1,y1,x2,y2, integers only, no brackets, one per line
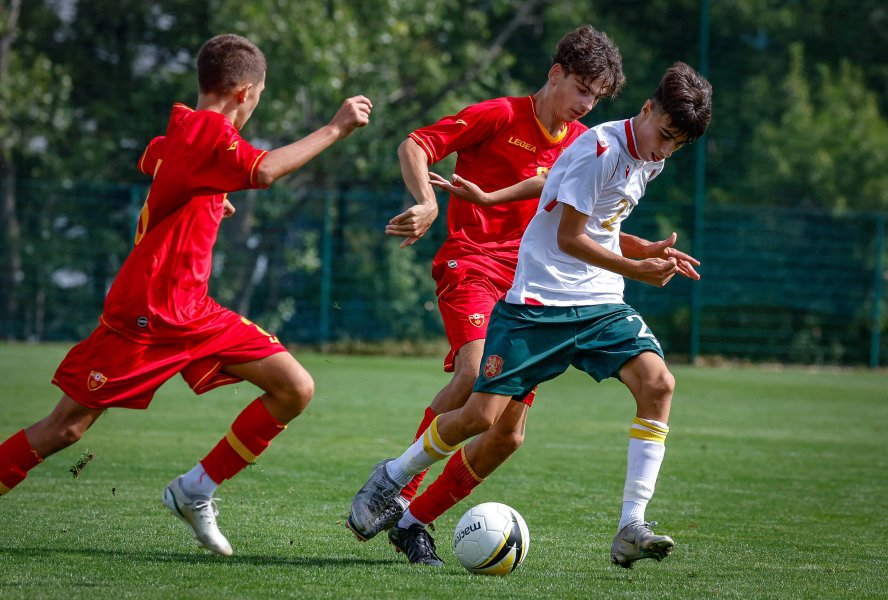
52,311,287,410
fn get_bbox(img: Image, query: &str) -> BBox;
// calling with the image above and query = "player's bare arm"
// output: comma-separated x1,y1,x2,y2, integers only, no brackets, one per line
387,137,439,247
557,203,677,287
620,231,700,280
428,172,549,207
256,95,372,187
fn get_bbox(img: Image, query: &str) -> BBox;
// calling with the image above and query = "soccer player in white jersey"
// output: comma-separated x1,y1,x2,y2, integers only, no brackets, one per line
349,61,712,568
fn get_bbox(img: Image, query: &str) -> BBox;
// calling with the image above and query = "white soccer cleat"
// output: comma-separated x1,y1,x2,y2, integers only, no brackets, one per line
610,521,674,568
162,476,233,556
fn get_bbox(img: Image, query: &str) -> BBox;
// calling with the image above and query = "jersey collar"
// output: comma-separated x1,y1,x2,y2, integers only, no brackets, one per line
529,95,568,143
624,118,643,161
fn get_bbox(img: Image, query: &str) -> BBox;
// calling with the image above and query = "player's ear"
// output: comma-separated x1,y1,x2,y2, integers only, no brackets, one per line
548,63,564,86
236,82,253,104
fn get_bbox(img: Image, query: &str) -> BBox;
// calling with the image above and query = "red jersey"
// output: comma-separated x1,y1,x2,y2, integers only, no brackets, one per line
409,96,587,287
101,103,268,344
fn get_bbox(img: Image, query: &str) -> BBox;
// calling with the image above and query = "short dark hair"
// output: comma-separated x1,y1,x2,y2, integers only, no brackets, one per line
552,25,625,99
651,62,712,143
197,34,266,95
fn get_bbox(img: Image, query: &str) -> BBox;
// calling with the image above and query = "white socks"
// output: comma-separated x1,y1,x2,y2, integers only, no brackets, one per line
179,463,219,498
619,417,668,531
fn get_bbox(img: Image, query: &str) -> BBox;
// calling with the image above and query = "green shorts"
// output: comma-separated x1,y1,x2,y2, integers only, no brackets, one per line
473,301,664,399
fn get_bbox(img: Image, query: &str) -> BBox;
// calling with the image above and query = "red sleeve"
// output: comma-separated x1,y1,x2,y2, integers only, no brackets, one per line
189,113,269,193
137,136,166,176
408,97,514,164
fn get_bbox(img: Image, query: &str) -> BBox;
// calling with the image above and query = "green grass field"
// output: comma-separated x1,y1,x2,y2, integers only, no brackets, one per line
0,342,886,599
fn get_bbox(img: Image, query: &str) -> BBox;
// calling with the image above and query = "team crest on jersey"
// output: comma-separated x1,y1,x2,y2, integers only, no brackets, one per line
483,355,503,379
468,313,485,327
88,371,108,391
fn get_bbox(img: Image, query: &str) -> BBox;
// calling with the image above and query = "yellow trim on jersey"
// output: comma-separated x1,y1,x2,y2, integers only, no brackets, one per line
408,132,437,163
225,429,258,463
633,416,669,435
99,315,125,335
528,95,568,144
249,150,268,187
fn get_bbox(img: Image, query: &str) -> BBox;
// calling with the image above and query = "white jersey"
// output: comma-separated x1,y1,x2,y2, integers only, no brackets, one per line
506,118,665,306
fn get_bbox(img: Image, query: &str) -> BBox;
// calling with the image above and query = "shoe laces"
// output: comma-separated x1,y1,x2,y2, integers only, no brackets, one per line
403,525,440,562
191,497,220,522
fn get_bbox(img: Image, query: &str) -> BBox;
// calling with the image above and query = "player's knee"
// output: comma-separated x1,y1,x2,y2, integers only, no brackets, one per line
272,372,315,416
457,408,497,438
55,422,87,449
639,368,675,410
489,428,524,457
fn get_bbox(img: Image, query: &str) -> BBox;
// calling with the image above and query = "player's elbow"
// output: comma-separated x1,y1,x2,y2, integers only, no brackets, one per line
255,162,277,188
556,230,582,257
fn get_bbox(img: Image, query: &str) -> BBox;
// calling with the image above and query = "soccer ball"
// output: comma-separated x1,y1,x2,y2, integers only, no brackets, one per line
453,502,530,576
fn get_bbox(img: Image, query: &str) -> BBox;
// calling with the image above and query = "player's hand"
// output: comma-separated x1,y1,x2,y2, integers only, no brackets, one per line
643,232,700,280
386,203,439,247
222,198,236,219
633,257,679,287
330,95,373,139
429,172,493,206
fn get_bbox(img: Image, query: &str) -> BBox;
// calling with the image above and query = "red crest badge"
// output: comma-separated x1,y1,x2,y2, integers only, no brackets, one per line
468,313,485,327
483,355,503,379
87,370,108,391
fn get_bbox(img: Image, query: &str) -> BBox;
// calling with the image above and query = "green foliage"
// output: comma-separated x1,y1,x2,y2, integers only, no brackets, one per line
0,344,886,598
740,44,888,211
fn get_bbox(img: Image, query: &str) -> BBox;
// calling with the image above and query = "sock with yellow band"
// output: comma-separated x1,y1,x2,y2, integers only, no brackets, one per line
619,417,668,530
399,406,438,502
0,430,44,496
385,416,459,487
400,446,483,527
199,398,287,487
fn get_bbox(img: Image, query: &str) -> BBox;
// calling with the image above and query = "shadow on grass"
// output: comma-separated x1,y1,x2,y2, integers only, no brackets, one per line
0,546,397,568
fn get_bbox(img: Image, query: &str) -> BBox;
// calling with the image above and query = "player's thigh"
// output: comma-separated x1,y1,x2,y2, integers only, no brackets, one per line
618,351,674,421
224,352,314,413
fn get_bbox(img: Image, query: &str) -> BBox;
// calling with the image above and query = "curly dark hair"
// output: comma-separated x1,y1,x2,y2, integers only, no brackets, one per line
651,62,713,143
197,34,266,95
552,25,625,99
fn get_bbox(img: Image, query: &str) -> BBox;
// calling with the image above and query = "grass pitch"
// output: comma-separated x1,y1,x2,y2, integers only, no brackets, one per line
0,342,886,599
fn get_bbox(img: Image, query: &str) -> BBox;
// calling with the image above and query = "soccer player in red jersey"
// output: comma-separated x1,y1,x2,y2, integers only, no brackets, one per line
0,34,372,556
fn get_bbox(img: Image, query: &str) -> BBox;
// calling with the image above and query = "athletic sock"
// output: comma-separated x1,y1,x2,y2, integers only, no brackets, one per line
200,398,287,485
0,430,43,495
396,508,426,529
399,406,437,502
619,417,668,531
403,447,483,526
385,416,459,487
179,462,218,498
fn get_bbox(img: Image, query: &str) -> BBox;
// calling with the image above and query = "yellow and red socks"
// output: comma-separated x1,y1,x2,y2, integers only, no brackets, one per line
385,416,459,486
200,398,287,485
399,406,437,502
619,417,669,530
0,430,43,495
403,447,483,526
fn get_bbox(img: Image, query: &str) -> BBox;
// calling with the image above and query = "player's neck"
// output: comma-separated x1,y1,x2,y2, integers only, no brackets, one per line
196,93,239,126
532,87,566,137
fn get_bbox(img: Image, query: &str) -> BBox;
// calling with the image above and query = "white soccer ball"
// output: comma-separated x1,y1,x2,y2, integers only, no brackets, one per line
453,502,530,576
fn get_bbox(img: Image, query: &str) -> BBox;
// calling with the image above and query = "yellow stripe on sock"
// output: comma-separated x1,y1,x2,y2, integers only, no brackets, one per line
630,427,667,444
225,429,258,463
633,417,669,434
0,481,10,495
459,447,485,483
420,417,459,461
